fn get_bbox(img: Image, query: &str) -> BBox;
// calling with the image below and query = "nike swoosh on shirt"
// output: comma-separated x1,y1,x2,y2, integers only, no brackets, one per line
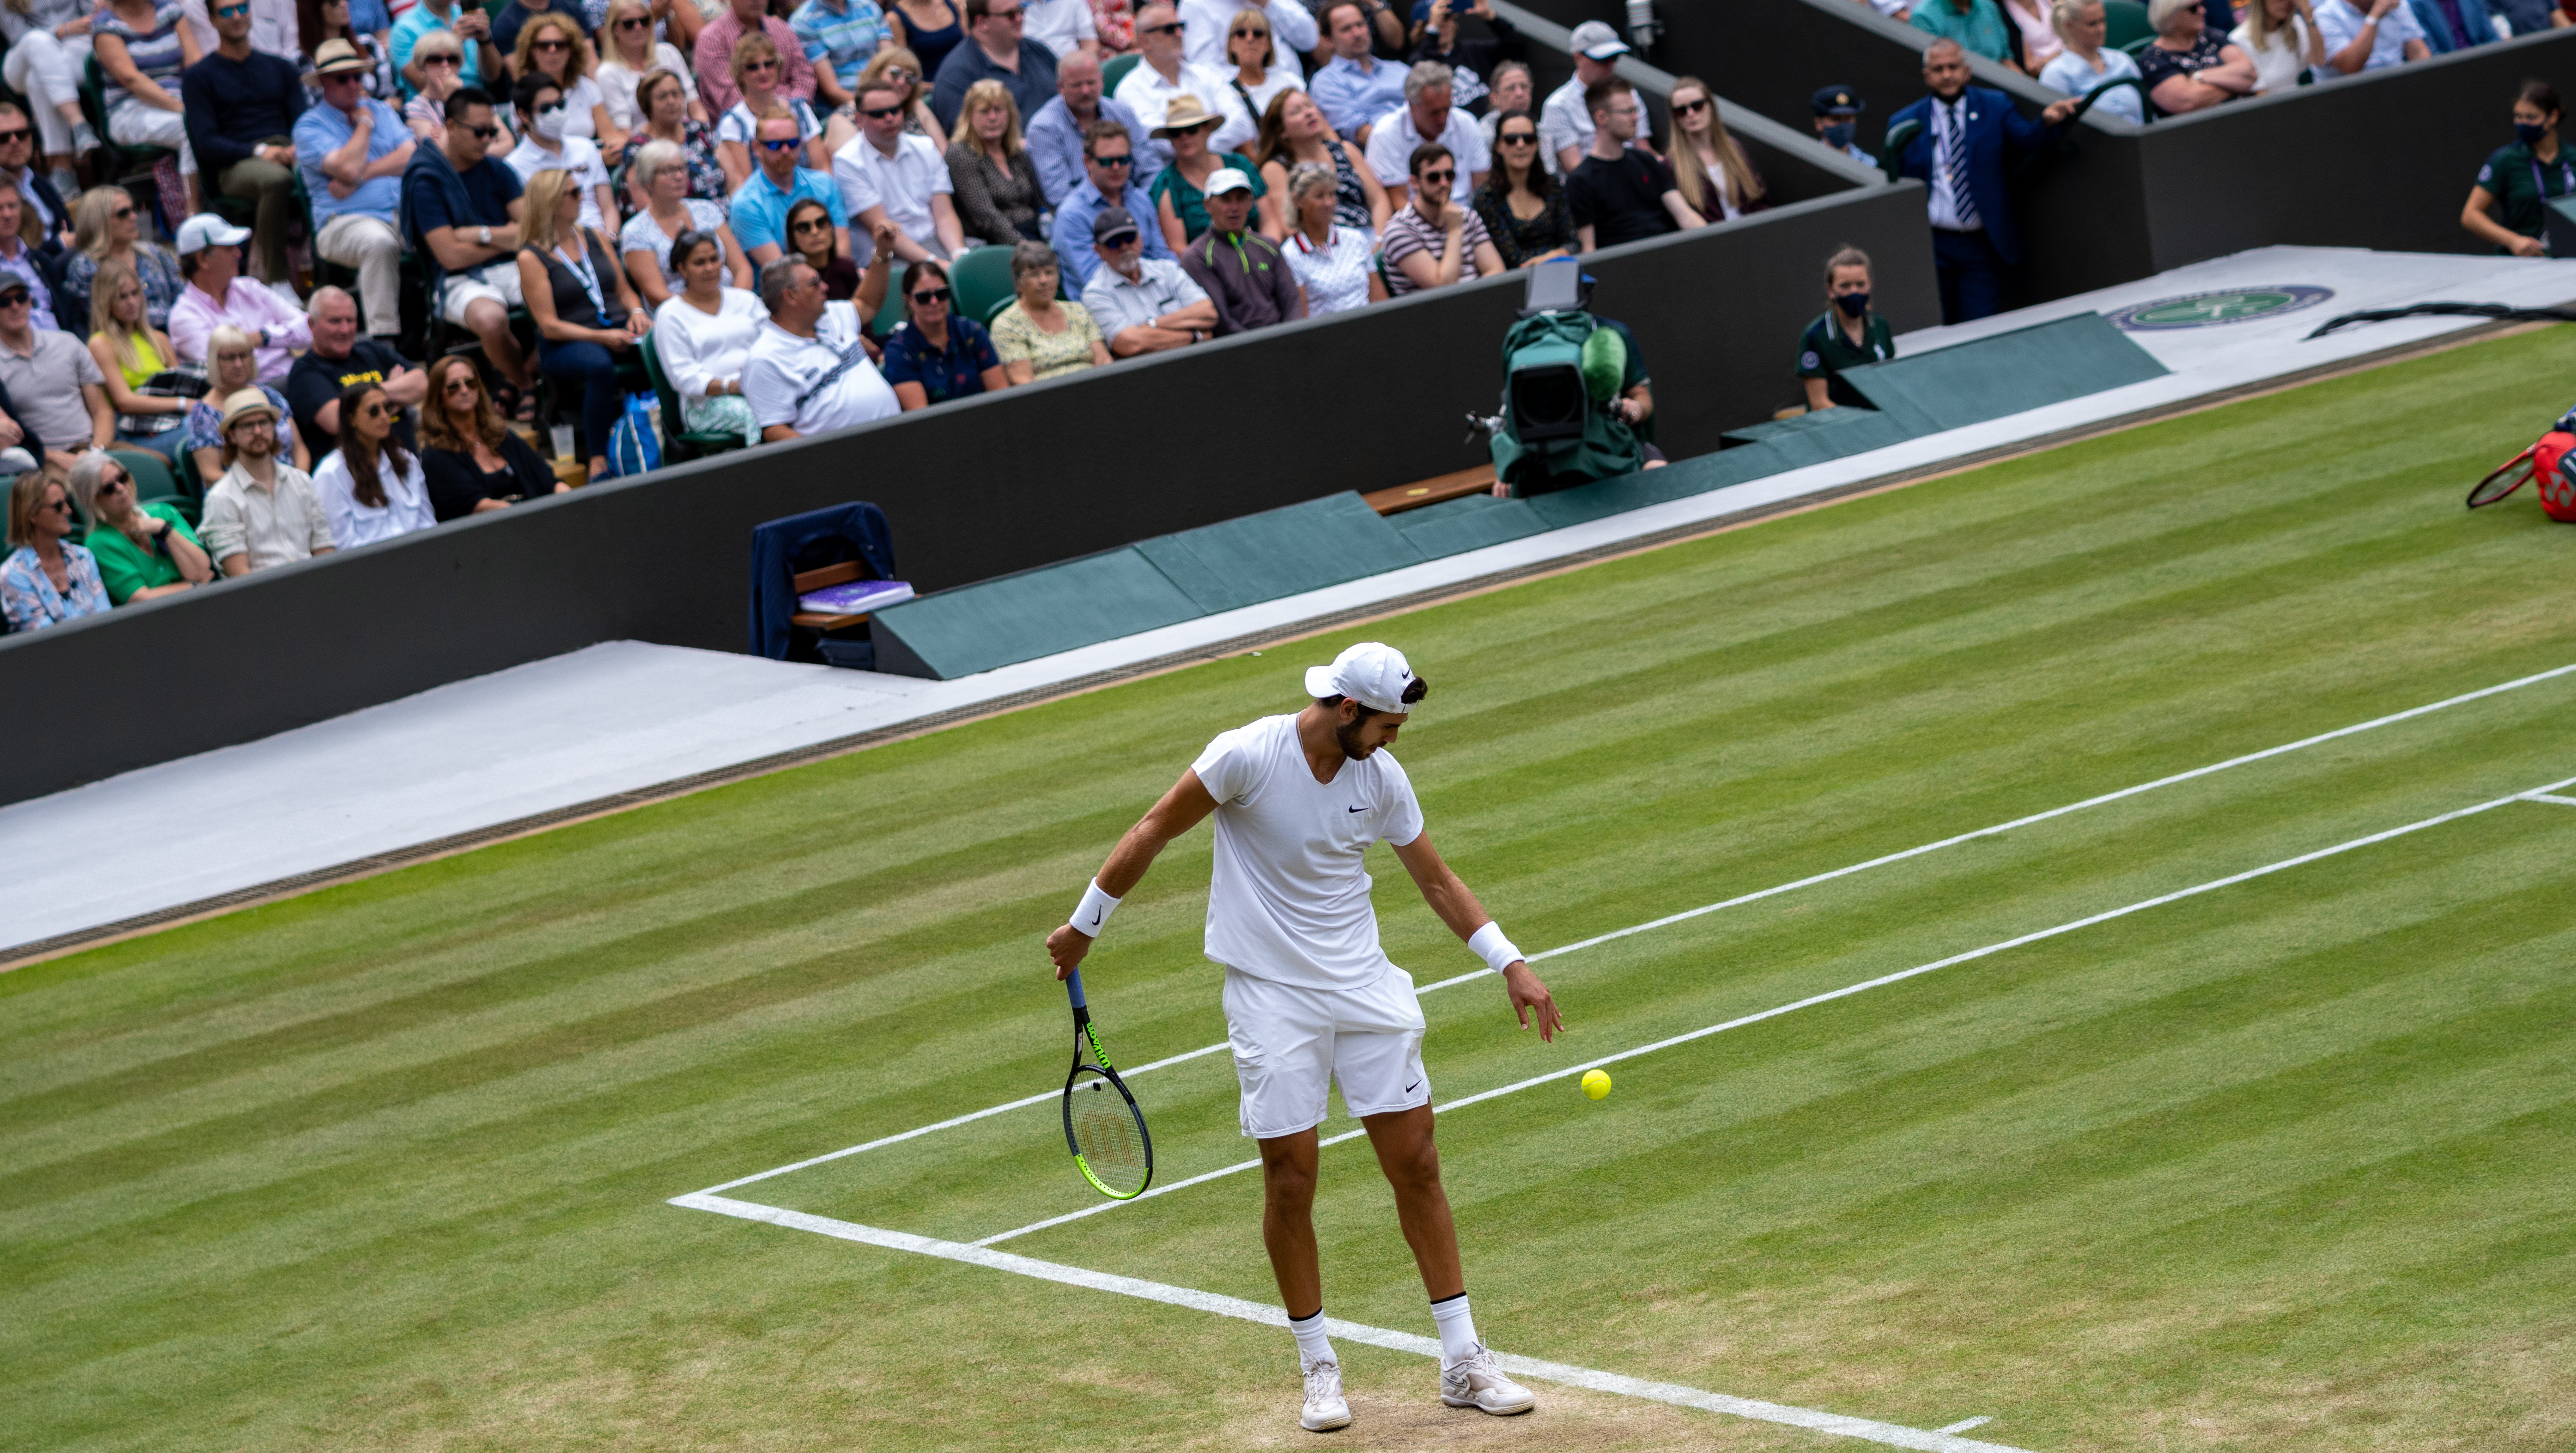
1403,1080,1422,1094
1348,806,1367,813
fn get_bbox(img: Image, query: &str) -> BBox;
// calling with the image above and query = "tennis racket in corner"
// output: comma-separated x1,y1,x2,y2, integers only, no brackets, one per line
1062,966,1153,1200
2469,443,2540,508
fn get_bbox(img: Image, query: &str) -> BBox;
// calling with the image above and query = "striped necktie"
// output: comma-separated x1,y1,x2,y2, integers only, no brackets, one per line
1943,100,1980,230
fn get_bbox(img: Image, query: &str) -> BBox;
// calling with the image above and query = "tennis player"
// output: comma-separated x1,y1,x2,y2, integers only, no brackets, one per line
1046,641,1564,1433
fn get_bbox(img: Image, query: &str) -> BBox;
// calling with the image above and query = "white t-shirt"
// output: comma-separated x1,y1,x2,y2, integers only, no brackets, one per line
1191,713,1426,992
2228,13,2316,93
506,133,615,234
599,44,700,131
1022,0,1097,58
2311,0,2423,73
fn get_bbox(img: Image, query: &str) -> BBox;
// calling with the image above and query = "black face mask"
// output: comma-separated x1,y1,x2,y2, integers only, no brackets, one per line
2518,121,2550,146
1833,290,1870,317
1821,120,1856,149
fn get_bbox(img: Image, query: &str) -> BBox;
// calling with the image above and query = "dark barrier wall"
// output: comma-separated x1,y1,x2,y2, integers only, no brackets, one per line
0,182,1939,807
1517,0,2576,305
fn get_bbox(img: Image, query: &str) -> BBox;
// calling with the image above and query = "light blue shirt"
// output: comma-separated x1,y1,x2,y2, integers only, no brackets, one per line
1309,53,1406,141
1025,93,1151,210
1049,177,1171,286
391,3,483,99
295,96,410,224
728,166,845,256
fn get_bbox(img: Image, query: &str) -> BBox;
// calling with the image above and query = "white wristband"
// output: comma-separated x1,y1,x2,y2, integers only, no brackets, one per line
1069,878,1121,937
1467,921,1523,973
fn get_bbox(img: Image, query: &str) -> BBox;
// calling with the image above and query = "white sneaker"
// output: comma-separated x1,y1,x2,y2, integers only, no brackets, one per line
1439,1344,1535,1416
1300,1357,1352,1432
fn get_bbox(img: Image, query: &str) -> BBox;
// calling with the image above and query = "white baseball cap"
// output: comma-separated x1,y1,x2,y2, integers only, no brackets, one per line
1568,18,1630,59
1305,642,1417,713
174,213,253,256
1205,166,1254,196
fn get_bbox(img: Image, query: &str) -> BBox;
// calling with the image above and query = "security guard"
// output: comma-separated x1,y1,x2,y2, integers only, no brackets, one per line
2463,80,2574,256
1812,85,1873,164
1797,246,1896,411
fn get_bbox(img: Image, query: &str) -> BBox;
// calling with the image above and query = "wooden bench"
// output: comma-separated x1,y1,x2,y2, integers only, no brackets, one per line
1361,465,1496,516
790,560,882,632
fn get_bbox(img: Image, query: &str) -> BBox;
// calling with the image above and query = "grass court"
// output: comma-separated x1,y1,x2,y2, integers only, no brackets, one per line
7,327,2576,1452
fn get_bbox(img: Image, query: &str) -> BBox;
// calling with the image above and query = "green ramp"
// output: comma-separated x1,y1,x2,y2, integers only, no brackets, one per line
1843,311,2168,433
1133,493,1426,613
869,547,1204,679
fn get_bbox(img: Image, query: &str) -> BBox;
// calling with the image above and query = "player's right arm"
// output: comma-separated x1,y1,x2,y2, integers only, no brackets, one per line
1045,769,1222,979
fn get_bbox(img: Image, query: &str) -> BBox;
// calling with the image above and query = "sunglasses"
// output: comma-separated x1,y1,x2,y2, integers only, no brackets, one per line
535,100,566,115
1092,152,1132,167
532,35,571,49
616,13,649,26
216,349,255,362
742,56,779,70
911,286,951,304
860,103,904,118
1099,230,1139,248
422,52,461,65
467,123,500,138
1140,20,1182,33
1497,130,1536,144
0,128,28,144
987,4,1023,18
358,401,389,418
442,375,480,395
97,471,127,494
0,293,32,308
757,135,801,150
1231,23,1267,35
39,494,70,514
1673,97,1710,115
213,1,249,15
1416,167,1454,185
790,216,831,231
111,204,134,219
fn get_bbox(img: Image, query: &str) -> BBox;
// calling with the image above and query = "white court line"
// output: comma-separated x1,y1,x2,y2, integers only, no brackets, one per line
965,772,2576,1247
1939,1418,1996,1435
2521,793,2576,808
669,1191,2038,1453
692,661,2576,1198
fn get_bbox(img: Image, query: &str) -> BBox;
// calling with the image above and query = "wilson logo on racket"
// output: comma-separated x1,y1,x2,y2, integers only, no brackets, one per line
1061,966,1154,1200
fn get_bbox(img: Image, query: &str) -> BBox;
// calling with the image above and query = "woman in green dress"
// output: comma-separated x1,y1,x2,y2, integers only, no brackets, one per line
69,449,211,604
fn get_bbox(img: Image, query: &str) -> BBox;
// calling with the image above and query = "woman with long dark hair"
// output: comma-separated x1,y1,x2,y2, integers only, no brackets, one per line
313,380,433,549
418,354,560,518
1470,108,1572,268
1253,89,1386,240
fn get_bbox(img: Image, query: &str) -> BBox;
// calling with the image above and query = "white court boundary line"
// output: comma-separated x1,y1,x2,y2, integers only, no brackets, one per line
961,771,2576,1246
671,1192,2038,1453
693,661,2576,1199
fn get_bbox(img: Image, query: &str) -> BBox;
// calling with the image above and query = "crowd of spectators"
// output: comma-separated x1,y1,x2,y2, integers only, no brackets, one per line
1866,0,2549,118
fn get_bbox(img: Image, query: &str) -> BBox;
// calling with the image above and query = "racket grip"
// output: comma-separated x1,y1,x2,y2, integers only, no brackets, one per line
1065,965,1088,1010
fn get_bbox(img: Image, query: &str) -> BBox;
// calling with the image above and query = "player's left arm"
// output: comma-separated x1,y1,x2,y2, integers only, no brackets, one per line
1391,833,1563,1042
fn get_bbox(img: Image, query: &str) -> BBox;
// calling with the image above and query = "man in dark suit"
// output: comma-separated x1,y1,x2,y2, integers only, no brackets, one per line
1888,37,2077,324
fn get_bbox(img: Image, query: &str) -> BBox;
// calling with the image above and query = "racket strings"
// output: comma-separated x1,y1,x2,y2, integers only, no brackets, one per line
1068,1076,1149,1192
2470,452,2537,509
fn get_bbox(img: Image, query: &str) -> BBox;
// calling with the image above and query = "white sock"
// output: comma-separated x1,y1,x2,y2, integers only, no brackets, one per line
1288,1308,1336,1370
1431,1292,1478,1365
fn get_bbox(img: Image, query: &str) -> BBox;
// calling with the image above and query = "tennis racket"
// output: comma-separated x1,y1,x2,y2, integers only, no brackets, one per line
1062,967,1153,1200
2469,445,2539,508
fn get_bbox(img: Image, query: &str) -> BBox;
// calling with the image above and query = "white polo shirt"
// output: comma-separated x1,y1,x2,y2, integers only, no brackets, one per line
1536,73,1592,176
741,299,900,436
1361,101,1491,205
832,131,951,258
1023,0,1098,58
1112,55,1258,154
1192,713,1425,991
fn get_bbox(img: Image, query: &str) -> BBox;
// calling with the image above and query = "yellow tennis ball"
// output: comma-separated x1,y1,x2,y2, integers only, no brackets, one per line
1581,1069,1611,1100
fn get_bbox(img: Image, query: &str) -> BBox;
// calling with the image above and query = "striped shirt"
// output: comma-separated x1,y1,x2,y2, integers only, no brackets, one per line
790,0,888,88
97,0,190,109
1378,202,1491,296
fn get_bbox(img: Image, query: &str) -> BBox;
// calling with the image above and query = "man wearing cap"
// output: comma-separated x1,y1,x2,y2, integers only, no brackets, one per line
743,256,899,441
0,271,111,477
1177,167,1300,334
181,0,309,285
402,88,536,398
1046,641,1558,1435
1537,18,1626,175
168,214,314,384
1113,2,1254,153
1309,0,1408,140
197,388,333,575
296,40,415,338
1080,203,1216,354
1363,60,1487,213
833,78,963,264
1049,119,1172,286
1812,85,1873,164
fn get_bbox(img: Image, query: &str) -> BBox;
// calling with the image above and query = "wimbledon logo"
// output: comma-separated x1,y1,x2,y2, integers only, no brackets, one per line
2106,285,2336,331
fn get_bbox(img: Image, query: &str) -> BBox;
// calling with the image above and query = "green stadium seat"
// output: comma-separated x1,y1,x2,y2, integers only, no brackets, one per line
82,54,172,185
111,446,180,505
1102,52,1141,94
948,243,1018,325
2102,0,2154,49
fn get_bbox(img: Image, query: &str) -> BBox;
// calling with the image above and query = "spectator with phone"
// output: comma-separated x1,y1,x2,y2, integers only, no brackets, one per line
1405,0,1517,115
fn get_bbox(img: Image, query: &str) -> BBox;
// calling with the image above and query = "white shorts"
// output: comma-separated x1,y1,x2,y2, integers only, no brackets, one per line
435,259,525,324
1222,965,1428,1140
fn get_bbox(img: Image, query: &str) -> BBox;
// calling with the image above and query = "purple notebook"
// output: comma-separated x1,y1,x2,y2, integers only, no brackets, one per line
798,579,914,614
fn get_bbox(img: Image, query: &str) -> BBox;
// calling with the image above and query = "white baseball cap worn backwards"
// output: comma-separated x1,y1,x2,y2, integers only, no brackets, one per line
1305,642,1416,713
